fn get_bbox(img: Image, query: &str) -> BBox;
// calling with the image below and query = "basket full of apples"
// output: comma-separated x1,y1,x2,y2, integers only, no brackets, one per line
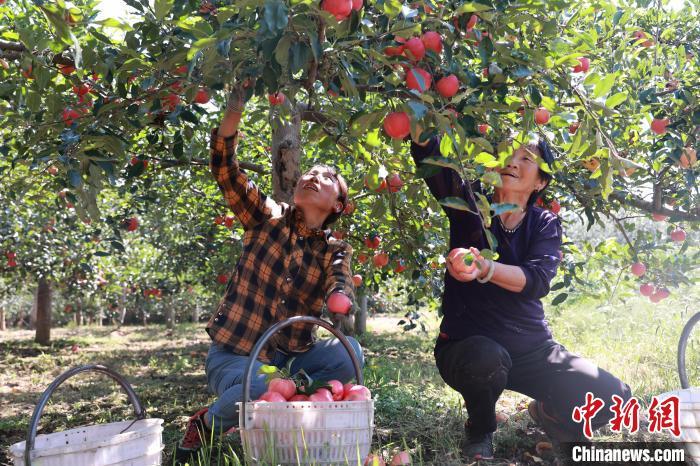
238,316,374,465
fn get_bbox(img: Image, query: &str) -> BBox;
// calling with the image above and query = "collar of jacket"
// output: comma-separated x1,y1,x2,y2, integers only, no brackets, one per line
292,208,328,239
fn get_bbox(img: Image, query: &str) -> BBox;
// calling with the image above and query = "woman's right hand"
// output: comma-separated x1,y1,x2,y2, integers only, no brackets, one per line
446,247,488,282
219,81,251,138
225,82,249,114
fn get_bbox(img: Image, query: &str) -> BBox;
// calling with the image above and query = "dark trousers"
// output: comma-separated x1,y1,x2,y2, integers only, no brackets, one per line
434,335,633,437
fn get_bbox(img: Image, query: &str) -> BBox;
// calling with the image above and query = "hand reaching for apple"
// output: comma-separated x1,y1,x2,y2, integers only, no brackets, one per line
225,80,251,114
327,291,352,315
446,247,490,282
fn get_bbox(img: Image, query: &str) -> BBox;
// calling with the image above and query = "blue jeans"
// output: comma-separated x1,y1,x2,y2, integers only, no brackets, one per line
205,337,364,432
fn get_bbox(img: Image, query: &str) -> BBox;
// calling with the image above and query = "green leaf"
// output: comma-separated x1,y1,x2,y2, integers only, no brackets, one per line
593,73,616,98
455,2,494,13
68,169,83,188
414,163,441,179
382,0,403,17
474,152,500,169
605,92,627,108
274,35,292,67
264,0,288,36
484,229,499,251
481,171,502,187
551,293,568,306
187,37,217,60
407,101,427,120
491,203,520,215
421,156,460,173
258,364,279,375
439,197,476,213
154,0,174,21
94,18,133,31
439,136,454,157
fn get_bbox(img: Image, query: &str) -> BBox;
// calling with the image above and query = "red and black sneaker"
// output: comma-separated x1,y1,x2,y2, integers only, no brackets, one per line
174,407,211,464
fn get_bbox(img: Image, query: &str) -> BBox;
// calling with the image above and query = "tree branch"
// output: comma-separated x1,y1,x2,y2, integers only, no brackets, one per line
154,158,265,174
608,190,700,222
0,39,74,65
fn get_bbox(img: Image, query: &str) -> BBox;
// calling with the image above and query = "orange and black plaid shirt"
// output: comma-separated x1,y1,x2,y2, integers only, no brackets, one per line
205,128,355,363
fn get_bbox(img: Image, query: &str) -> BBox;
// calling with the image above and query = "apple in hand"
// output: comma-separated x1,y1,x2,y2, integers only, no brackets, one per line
327,291,352,314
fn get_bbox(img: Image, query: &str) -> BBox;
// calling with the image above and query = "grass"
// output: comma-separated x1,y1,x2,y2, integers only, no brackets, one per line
1,291,698,465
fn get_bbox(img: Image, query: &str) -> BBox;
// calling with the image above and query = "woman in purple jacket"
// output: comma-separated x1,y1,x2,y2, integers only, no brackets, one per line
411,134,632,460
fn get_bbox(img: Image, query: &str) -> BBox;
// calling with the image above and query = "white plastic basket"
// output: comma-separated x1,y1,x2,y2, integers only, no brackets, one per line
658,388,700,465
8,365,164,466
238,316,374,465
238,400,374,465
9,419,164,466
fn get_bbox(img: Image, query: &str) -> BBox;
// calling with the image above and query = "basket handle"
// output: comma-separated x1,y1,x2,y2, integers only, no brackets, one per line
24,364,146,466
240,316,363,429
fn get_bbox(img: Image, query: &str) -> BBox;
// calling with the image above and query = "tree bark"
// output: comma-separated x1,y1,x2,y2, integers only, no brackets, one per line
166,297,175,329
119,288,127,325
76,297,83,326
354,292,368,336
0,306,5,331
192,302,200,323
270,107,302,203
35,277,52,345
30,286,38,330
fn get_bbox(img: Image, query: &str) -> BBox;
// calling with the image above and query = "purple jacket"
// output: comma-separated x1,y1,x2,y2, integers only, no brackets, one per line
412,138,562,355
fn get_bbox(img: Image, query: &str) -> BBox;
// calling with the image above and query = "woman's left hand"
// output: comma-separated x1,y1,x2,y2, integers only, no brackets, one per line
446,247,490,282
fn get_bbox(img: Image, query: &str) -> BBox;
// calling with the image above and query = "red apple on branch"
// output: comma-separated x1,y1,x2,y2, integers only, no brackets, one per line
534,107,550,125
421,31,442,54
403,37,426,61
630,262,646,277
670,229,686,242
572,57,590,73
383,112,410,139
650,118,669,135
406,68,432,93
321,0,352,20
194,88,210,104
436,75,459,98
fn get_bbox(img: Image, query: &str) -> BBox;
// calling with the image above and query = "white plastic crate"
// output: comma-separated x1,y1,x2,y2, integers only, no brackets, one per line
659,388,700,465
9,365,163,466
238,400,374,465
9,418,164,466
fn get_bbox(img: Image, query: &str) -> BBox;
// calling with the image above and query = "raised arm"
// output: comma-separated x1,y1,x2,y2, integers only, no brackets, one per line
410,134,482,222
210,88,281,230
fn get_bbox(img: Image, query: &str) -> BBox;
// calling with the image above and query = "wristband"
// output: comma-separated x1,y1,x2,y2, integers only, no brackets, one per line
476,259,496,284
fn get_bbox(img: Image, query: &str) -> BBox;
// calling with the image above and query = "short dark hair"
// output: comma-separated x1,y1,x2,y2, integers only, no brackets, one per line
526,139,554,206
306,164,348,227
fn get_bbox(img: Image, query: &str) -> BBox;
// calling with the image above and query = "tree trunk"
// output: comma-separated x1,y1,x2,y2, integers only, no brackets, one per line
0,306,5,330
270,107,303,203
35,277,52,345
192,302,200,323
76,297,83,326
354,292,368,336
119,288,127,325
30,286,37,330
166,297,174,329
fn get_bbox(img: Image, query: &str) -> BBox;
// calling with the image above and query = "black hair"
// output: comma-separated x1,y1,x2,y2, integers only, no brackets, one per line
526,138,554,207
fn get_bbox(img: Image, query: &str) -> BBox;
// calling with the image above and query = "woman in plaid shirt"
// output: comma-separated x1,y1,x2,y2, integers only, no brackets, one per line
175,87,363,463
